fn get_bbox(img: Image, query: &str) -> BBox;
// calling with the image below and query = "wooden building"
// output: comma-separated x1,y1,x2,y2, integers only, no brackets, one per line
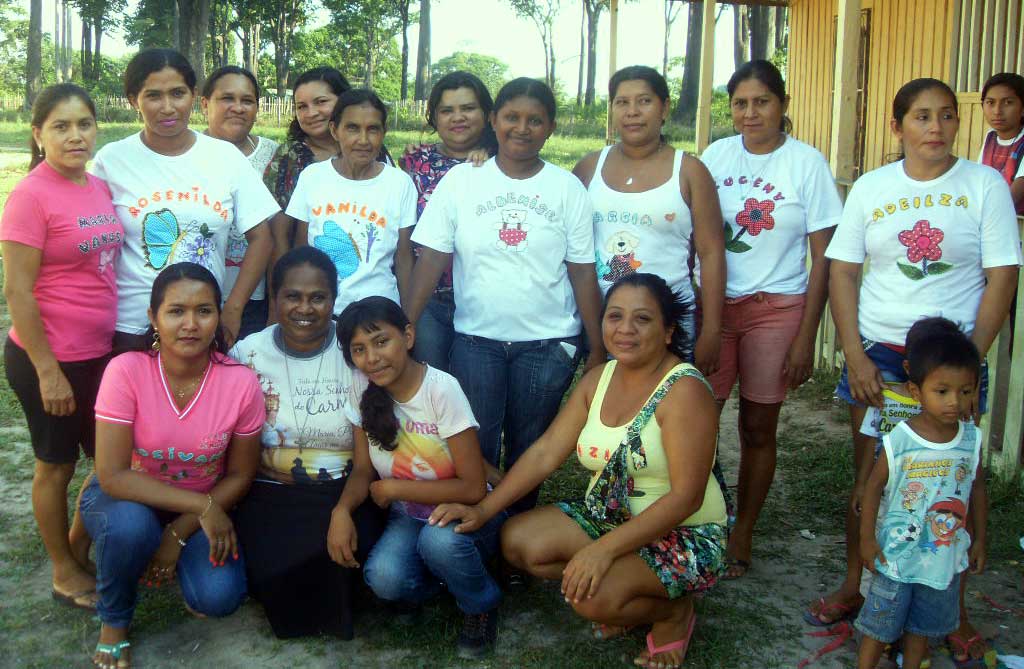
676,0,1024,478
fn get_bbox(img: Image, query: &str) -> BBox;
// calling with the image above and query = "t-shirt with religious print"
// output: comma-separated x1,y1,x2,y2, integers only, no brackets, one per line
91,131,280,334
230,323,357,484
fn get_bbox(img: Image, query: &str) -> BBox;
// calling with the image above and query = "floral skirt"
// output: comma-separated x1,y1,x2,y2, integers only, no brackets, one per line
556,501,727,600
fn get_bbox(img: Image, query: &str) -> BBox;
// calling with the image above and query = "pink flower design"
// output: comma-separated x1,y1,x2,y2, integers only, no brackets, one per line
898,220,944,263
735,198,776,236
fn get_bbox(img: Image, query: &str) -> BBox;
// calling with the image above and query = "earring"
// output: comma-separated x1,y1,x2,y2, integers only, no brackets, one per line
152,331,161,351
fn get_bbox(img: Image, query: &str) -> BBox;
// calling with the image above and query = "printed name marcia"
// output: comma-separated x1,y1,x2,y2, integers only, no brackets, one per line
127,186,231,221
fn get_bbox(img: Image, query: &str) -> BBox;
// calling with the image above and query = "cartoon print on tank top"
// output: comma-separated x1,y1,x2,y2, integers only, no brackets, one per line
496,208,529,251
141,208,217,270
896,219,954,280
600,230,643,282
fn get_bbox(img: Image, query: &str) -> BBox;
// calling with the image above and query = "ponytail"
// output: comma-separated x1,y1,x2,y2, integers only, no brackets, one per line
359,382,400,450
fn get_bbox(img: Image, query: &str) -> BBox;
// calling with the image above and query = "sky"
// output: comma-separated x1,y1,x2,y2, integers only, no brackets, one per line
28,0,742,92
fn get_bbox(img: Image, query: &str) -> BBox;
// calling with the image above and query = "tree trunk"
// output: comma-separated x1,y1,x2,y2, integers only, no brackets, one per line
673,1,701,123
26,0,42,109
54,0,61,83
414,0,430,100
763,7,777,61
399,5,410,100
81,18,92,83
576,2,584,106
733,5,748,70
93,22,103,80
365,26,376,89
749,6,769,61
775,7,786,53
583,1,600,106
62,1,72,80
548,39,555,91
173,1,181,53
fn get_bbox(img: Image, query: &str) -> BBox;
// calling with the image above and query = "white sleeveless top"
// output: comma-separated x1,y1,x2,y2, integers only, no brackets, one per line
589,146,694,303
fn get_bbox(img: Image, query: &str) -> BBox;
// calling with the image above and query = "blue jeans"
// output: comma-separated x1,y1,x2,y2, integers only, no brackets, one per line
855,571,961,643
450,333,581,512
80,478,247,628
414,291,456,372
363,508,505,615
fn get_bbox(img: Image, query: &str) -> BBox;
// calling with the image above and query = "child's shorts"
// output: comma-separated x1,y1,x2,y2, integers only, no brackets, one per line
836,338,989,414
854,571,961,643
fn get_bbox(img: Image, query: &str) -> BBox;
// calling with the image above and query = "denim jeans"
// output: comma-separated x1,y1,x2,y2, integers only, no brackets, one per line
414,291,456,372
80,478,247,628
363,507,505,614
450,333,581,512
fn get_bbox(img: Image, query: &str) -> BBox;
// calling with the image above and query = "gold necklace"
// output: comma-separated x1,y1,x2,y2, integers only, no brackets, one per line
160,354,208,403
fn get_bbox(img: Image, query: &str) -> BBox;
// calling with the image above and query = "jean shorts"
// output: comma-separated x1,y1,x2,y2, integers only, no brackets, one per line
836,339,989,414
854,571,961,643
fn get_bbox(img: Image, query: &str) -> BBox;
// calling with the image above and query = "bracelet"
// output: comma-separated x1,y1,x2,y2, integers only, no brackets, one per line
168,526,186,548
199,494,214,520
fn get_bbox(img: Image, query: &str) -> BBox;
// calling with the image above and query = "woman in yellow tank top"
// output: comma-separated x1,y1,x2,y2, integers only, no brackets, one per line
429,274,727,669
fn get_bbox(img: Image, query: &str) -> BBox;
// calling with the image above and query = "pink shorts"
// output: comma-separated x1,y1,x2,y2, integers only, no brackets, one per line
707,292,806,404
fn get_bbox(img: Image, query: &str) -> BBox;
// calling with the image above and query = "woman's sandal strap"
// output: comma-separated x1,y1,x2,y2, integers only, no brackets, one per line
95,641,130,658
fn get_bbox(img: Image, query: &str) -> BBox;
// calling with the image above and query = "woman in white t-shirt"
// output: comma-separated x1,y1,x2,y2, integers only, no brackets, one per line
573,65,725,370
200,65,282,339
407,78,605,513
701,60,843,579
816,79,1020,654
978,72,1024,213
92,49,279,352
284,89,416,317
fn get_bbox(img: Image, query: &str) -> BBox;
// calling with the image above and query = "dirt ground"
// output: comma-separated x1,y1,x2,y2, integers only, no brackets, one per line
1,389,1022,669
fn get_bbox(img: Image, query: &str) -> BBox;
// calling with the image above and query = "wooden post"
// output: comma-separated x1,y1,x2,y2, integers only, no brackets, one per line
996,218,1024,482
606,0,619,145
829,0,861,183
694,0,716,154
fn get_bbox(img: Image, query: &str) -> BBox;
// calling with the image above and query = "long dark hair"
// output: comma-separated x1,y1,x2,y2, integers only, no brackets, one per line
727,59,793,134
124,48,196,100
29,83,96,170
603,273,692,362
336,297,414,450
288,67,351,143
142,262,231,361
426,71,498,155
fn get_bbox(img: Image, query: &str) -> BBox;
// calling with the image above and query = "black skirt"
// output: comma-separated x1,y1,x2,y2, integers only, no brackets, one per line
234,477,385,639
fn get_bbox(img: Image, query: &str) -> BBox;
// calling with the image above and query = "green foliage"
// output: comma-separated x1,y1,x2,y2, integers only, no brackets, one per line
122,0,176,48
431,51,509,102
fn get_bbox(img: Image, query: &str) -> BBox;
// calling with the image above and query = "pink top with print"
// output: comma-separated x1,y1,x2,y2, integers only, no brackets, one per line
0,161,122,361
95,352,266,493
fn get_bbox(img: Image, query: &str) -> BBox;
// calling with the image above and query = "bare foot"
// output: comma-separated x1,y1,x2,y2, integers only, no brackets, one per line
92,625,130,669
804,587,864,626
946,619,988,663
590,622,631,640
633,598,695,669
70,531,96,575
52,561,97,609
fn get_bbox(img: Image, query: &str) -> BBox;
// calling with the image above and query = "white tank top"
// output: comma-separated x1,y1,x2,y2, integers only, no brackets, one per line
589,146,695,302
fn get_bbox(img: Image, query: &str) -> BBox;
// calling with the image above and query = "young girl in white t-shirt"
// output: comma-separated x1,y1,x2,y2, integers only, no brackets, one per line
334,296,504,660
821,78,1020,666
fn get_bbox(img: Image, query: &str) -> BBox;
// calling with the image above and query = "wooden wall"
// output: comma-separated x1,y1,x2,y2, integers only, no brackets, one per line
954,94,986,160
788,0,960,172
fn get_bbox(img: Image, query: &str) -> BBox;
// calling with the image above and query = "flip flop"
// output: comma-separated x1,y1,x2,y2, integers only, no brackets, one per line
52,587,98,612
946,632,987,668
93,640,130,669
802,596,862,627
722,558,751,580
634,612,696,669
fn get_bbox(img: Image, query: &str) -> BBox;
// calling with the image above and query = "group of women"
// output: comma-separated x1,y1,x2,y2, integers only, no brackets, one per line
3,41,1021,668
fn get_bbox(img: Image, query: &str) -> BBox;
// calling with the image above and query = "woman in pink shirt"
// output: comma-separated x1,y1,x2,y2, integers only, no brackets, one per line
1,84,122,613
79,262,265,669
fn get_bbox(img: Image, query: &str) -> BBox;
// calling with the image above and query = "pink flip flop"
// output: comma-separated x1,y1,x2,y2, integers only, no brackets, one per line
639,613,697,668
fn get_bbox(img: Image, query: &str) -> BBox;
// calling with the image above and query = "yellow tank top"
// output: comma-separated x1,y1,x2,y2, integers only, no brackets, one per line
576,361,727,526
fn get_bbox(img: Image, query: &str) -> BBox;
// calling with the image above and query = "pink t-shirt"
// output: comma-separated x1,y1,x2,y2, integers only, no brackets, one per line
0,161,122,361
95,352,265,493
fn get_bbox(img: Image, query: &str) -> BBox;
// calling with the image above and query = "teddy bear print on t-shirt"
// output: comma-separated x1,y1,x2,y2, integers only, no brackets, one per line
496,208,529,251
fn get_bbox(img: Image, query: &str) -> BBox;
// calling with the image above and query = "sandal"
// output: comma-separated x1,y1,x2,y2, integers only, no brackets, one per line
722,557,751,580
946,632,988,668
51,586,97,612
93,640,130,669
802,595,863,627
633,613,696,669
